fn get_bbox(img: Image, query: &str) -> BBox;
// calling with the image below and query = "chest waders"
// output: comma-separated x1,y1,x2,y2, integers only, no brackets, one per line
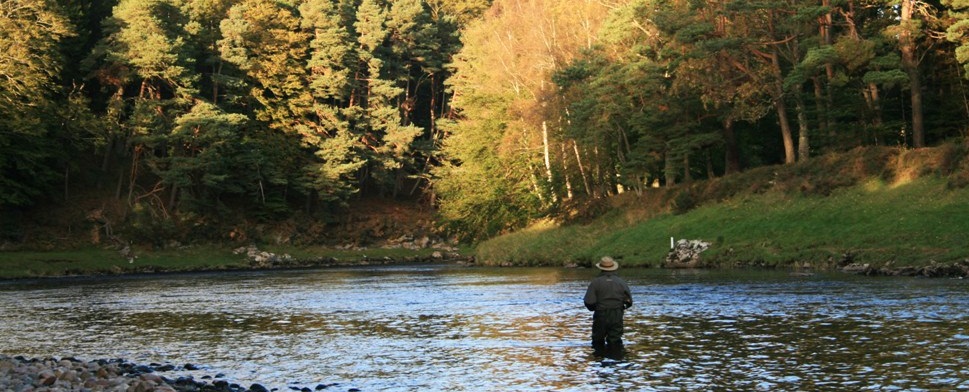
591,307,625,358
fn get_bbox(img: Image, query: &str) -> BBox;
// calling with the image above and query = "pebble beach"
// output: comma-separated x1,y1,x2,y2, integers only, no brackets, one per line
0,355,348,392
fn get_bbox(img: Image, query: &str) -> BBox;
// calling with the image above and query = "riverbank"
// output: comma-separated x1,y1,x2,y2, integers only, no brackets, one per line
0,243,472,280
5,145,969,279
474,146,969,274
0,355,333,392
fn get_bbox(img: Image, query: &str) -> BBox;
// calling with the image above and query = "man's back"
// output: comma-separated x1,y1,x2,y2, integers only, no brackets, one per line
584,271,631,310
583,257,633,359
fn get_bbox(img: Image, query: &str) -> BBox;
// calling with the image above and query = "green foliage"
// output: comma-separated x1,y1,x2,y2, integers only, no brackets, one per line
127,202,179,246
301,0,356,100
863,69,909,87
0,0,466,246
424,0,491,26
0,127,61,207
4,0,969,252
157,102,250,204
104,0,198,98
435,0,614,240
833,37,876,72
434,161,543,241
946,0,969,77
0,0,76,207
671,189,697,215
433,108,544,241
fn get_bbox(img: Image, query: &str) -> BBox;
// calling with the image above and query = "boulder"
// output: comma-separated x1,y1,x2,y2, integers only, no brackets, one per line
664,239,710,268
251,383,270,392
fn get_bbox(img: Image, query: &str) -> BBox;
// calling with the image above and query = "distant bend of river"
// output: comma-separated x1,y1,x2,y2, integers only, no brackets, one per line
1,265,967,391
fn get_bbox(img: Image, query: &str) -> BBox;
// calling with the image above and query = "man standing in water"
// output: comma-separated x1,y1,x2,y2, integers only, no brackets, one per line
584,256,633,359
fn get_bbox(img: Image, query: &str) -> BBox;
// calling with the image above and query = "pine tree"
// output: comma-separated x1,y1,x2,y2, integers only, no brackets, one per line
299,0,367,201
355,0,423,196
180,0,235,103
0,0,75,207
946,0,969,76
88,0,199,212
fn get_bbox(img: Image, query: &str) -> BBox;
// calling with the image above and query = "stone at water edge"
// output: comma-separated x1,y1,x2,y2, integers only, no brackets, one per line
665,239,711,265
250,383,270,392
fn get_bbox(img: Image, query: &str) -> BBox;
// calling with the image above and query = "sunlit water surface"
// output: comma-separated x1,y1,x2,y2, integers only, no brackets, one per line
1,266,968,391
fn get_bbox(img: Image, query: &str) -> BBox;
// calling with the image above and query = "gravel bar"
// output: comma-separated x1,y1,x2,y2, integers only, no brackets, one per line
0,355,357,392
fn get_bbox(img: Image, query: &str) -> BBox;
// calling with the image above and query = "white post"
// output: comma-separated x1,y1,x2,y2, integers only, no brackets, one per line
670,237,674,249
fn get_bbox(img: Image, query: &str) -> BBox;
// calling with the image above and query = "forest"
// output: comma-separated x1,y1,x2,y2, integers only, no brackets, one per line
3,0,969,246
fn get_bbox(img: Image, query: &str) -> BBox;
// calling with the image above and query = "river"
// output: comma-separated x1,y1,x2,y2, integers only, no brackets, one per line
1,265,967,391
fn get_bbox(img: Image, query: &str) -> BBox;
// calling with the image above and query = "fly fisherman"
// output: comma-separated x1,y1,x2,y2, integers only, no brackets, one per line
583,256,633,359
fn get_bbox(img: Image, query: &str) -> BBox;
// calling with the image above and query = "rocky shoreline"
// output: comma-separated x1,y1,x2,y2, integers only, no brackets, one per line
840,260,969,277
232,244,470,270
10,244,476,280
0,355,351,392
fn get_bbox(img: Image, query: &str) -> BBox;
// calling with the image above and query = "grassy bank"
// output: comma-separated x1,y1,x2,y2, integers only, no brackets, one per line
0,245,465,279
475,147,969,270
0,246,244,279
4,145,967,277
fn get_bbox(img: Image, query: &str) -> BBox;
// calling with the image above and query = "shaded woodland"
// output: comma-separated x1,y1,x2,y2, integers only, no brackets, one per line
3,0,969,244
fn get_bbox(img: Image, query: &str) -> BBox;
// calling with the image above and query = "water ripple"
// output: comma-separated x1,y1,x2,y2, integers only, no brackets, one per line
1,267,967,390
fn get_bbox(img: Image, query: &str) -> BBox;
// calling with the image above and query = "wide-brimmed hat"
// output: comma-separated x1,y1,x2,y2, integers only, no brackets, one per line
596,256,619,271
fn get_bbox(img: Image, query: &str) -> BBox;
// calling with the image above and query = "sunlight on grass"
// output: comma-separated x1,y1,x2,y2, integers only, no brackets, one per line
475,176,969,269
862,179,887,193
892,172,916,188
521,218,560,233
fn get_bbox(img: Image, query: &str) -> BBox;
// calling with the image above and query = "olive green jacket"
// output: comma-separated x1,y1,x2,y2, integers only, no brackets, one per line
584,271,632,311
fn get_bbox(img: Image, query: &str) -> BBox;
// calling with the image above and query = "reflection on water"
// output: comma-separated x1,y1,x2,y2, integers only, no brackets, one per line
1,266,968,390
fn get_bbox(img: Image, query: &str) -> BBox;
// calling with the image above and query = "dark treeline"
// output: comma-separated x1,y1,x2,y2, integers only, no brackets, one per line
0,0,489,243
4,0,969,245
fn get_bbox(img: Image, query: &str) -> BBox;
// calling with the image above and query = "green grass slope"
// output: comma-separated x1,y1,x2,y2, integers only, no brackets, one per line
475,145,969,270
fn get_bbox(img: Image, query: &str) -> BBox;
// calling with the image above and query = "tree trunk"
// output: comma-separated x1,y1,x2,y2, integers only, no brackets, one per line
393,169,403,198
664,149,676,186
863,82,884,144
212,48,222,103
430,74,438,140
99,136,115,189
820,0,834,133
127,146,141,207
723,117,741,174
769,50,796,164
541,121,555,202
899,0,925,147
529,168,545,203
794,90,810,161
682,154,692,183
573,140,591,196
706,149,715,179
168,184,178,213
957,63,969,130
560,143,573,199
812,77,827,141
63,166,69,202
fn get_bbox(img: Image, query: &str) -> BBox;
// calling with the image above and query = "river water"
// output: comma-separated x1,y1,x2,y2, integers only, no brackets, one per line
1,265,967,391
